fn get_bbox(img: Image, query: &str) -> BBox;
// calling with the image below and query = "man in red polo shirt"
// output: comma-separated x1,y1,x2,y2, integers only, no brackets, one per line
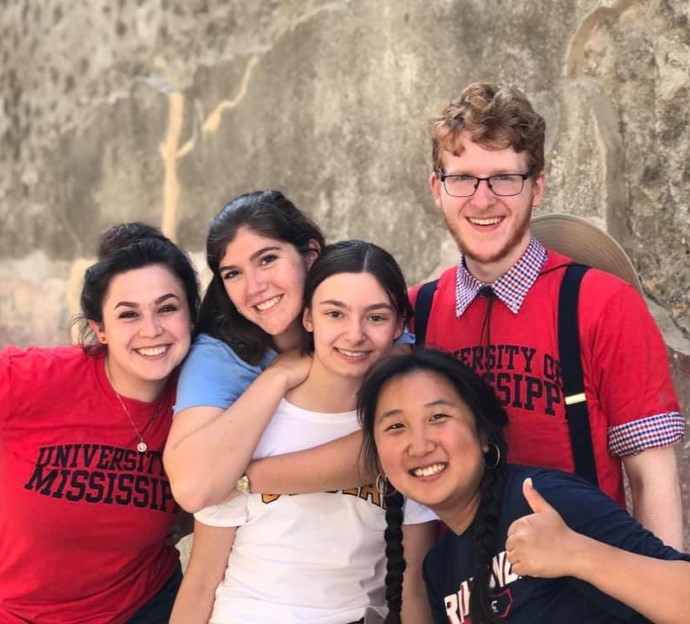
412,82,684,549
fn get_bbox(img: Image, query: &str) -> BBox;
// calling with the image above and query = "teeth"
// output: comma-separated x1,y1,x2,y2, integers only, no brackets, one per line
469,217,502,226
137,346,167,357
256,296,281,311
337,349,368,358
412,463,445,477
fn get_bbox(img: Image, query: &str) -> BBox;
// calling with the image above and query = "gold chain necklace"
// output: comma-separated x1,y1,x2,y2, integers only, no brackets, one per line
113,390,155,453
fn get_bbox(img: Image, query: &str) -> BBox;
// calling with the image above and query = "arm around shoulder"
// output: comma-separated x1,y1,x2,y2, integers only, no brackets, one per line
164,341,309,511
246,429,370,494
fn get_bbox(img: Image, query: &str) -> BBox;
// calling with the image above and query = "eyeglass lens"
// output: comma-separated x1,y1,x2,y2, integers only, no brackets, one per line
443,174,526,197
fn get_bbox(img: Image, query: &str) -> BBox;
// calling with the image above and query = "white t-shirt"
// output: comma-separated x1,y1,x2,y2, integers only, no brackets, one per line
195,398,436,624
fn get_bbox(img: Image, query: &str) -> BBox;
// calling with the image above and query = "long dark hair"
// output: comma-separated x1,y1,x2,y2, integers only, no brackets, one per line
196,190,326,364
358,349,508,624
75,222,200,353
301,239,413,353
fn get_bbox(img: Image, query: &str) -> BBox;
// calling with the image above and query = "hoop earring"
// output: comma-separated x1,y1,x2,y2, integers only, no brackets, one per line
484,443,501,470
375,473,397,498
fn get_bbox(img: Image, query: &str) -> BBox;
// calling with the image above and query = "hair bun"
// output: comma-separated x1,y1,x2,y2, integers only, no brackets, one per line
97,222,167,258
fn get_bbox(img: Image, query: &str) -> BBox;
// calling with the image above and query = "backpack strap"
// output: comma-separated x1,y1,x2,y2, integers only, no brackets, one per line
413,279,439,346
559,264,598,486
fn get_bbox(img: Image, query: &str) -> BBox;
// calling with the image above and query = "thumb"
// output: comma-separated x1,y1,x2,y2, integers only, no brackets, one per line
522,478,554,514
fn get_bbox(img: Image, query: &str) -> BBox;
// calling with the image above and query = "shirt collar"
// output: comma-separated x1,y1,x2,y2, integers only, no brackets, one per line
455,237,548,316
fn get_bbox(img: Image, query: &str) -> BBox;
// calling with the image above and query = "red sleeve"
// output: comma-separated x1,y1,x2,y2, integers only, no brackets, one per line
581,273,680,429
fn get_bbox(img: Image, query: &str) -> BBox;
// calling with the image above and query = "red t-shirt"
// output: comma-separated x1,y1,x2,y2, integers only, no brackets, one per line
0,346,178,623
410,251,680,504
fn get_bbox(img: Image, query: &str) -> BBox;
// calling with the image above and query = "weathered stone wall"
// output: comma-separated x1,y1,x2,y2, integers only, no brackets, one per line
1,0,689,546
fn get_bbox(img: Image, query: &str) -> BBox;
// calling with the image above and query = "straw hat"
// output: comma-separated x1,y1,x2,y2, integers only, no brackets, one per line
531,213,642,292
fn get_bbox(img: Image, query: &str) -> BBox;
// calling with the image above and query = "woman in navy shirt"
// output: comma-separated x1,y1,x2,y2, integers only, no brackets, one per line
358,348,690,624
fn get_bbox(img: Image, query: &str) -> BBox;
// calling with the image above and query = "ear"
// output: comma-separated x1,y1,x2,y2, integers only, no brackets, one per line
480,434,490,455
429,170,443,210
88,320,107,344
530,171,546,208
393,317,405,342
302,307,314,332
305,239,322,270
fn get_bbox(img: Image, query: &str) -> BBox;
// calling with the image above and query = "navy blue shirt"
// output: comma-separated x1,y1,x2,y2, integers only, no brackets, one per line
423,465,687,623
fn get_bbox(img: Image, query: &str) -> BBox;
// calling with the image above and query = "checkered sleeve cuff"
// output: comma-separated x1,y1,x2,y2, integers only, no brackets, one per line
608,413,686,457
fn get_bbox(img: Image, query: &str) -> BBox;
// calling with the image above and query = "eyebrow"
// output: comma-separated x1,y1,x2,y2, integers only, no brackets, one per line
114,293,180,309
377,398,457,422
444,170,520,176
219,245,282,271
316,299,395,312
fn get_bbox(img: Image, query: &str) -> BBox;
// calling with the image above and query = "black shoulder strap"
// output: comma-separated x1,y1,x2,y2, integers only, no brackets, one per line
559,264,598,486
414,279,439,346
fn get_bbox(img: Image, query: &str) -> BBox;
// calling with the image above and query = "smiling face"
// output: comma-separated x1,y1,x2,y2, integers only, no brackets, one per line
429,133,544,283
89,264,192,401
219,227,314,351
373,369,488,533
303,272,404,384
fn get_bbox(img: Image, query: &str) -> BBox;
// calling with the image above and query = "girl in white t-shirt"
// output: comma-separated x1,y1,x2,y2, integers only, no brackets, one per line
171,240,436,624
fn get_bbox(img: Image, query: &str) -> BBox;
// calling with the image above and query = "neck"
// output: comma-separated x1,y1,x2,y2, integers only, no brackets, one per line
464,236,531,284
272,321,304,353
436,486,482,536
104,357,166,403
287,362,361,413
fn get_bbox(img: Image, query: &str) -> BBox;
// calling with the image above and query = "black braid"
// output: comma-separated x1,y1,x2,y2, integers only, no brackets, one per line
383,490,406,624
468,463,505,624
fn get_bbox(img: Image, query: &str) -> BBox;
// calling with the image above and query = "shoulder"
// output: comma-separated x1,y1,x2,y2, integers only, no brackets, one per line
1,344,89,379
176,334,272,412
1,346,93,421
409,266,457,306
505,464,599,505
544,249,642,308
183,333,265,373
505,464,635,534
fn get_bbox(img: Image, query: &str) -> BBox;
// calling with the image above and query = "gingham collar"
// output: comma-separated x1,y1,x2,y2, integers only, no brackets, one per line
455,237,548,316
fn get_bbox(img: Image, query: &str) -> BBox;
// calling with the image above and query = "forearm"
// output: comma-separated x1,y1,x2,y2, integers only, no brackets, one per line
632,487,684,550
164,368,293,511
624,446,684,549
168,577,217,624
170,522,236,624
247,430,371,494
571,535,690,624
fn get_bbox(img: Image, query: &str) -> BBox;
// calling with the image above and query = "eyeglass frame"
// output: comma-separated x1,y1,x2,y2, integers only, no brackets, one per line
435,169,535,198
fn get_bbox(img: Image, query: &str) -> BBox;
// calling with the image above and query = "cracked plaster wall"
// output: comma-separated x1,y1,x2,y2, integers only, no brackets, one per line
1,0,689,545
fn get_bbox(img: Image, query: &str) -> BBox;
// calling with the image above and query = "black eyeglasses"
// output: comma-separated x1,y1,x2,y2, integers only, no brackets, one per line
436,170,534,197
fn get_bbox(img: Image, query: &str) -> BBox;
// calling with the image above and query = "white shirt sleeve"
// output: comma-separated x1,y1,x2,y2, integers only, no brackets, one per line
402,497,438,525
194,494,249,528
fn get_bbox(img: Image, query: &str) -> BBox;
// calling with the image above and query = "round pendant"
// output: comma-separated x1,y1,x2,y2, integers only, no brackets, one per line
137,441,148,453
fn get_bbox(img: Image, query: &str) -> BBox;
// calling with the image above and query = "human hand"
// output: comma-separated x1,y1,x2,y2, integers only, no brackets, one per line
267,348,312,390
505,478,584,578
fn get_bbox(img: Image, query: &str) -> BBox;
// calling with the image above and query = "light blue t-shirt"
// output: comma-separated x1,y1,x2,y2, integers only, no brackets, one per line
174,333,277,414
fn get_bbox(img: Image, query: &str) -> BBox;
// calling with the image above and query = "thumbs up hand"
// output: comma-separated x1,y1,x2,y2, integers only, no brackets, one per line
505,478,584,578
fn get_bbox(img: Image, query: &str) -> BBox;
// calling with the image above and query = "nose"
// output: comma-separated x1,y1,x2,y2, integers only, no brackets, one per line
139,313,163,338
407,425,435,457
471,178,496,208
344,317,365,343
244,268,267,298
